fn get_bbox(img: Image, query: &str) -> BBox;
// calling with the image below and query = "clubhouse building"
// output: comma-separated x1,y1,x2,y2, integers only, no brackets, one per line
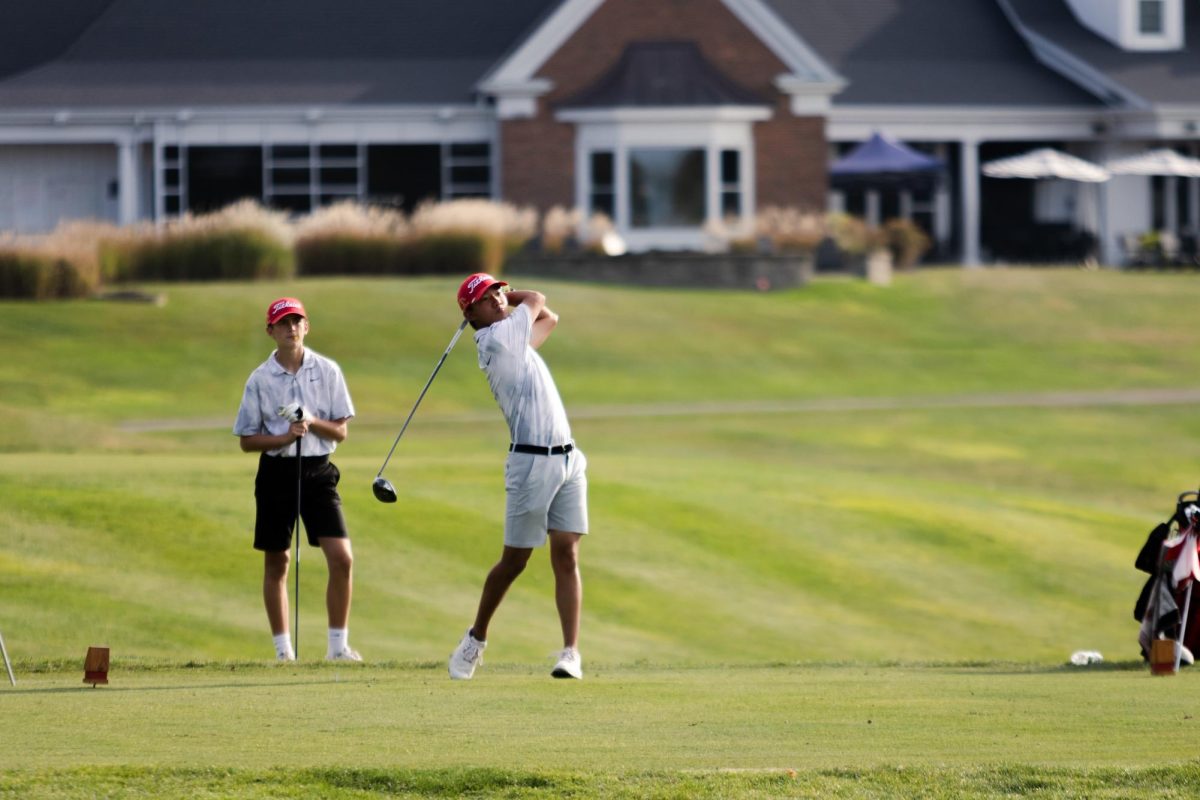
1,0,1199,265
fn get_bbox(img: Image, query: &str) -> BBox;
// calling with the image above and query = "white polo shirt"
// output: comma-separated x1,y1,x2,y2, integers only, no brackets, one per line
233,348,355,457
476,304,572,447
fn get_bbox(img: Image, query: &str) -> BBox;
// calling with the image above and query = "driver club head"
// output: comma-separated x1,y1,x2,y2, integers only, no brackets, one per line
372,476,398,504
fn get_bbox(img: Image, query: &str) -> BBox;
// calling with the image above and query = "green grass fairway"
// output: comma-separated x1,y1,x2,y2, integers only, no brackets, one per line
4,268,1200,795
2,662,1199,798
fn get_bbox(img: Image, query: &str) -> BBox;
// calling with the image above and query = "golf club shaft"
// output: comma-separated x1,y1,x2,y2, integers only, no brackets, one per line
0,631,14,686
375,319,469,477
293,435,301,659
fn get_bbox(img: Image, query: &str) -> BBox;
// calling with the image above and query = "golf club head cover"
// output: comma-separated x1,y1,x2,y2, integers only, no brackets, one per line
276,402,307,422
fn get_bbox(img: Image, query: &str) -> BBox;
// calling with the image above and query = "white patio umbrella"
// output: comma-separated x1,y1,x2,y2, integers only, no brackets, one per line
982,148,1110,182
1105,148,1200,177
982,148,1110,263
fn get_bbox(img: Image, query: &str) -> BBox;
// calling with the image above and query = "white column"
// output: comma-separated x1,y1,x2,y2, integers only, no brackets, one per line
1191,144,1200,232
117,137,139,225
615,142,629,233
152,124,164,223
706,145,720,226
960,139,980,267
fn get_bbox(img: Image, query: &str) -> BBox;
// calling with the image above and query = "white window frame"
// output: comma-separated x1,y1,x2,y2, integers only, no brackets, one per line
560,107,769,251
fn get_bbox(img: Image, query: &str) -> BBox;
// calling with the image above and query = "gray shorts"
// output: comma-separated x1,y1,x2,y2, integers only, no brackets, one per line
504,447,589,548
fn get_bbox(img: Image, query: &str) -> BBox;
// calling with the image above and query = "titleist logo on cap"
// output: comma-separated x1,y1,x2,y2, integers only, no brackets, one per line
466,275,486,294
272,299,301,315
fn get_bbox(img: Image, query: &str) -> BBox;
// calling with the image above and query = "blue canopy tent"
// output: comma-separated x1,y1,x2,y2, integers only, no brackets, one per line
830,132,943,189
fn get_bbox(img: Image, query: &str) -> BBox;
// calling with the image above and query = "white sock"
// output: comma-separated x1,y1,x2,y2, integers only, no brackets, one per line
328,627,348,657
273,633,294,660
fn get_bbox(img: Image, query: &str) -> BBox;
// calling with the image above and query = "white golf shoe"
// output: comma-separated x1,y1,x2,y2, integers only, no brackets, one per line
326,648,363,662
449,630,486,680
551,647,583,679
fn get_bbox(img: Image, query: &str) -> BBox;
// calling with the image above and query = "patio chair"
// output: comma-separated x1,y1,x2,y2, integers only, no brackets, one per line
1159,231,1181,265
1121,233,1148,267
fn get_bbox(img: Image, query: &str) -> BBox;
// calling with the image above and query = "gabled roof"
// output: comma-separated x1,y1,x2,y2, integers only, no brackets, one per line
0,0,557,107
1000,0,1200,108
764,0,1100,107
558,41,766,108
478,0,845,96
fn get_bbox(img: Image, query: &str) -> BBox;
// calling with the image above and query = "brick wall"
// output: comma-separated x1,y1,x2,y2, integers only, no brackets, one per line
499,0,828,213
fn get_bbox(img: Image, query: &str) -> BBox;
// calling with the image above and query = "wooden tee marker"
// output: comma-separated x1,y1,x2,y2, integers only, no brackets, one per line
83,646,109,686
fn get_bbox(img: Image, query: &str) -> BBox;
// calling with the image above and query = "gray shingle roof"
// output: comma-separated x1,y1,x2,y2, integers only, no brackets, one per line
1004,0,1200,107
0,0,558,107
1,0,1173,113
0,0,113,79
764,0,1100,107
558,41,767,108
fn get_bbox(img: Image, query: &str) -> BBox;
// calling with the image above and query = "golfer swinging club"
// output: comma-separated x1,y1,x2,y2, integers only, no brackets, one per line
449,274,589,680
233,297,362,662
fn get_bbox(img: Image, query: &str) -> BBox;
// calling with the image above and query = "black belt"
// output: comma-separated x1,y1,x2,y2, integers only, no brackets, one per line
262,453,329,464
509,442,574,456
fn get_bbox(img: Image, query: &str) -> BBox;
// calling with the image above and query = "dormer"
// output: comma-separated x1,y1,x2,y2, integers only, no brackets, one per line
1063,0,1184,51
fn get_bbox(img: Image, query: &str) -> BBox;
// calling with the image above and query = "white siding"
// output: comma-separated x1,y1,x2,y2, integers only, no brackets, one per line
0,144,118,233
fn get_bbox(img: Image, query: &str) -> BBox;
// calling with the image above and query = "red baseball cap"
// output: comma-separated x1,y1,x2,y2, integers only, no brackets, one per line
266,297,307,326
457,273,508,311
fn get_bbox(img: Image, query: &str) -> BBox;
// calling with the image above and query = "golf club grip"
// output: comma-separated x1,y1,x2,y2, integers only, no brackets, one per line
376,320,469,475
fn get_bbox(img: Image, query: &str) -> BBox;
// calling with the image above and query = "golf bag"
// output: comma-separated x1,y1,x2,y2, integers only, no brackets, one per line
1134,491,1200,662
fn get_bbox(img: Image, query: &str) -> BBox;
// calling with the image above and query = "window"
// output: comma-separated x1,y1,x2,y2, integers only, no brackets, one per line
629,148,705,228
444,142,492,199
589,151,615,219
1139,0,1164,34
720,149,741,218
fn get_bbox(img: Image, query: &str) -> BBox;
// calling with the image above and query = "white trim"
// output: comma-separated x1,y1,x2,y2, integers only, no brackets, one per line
477,79,553,120
477,0,846,116
573,115,757,251
477,0,607,91
828,104,1200,142
774,75,844,114
828,105,1111,141
0,104,494,127
557,106,771,124
0,107,497,147
722,0,844,84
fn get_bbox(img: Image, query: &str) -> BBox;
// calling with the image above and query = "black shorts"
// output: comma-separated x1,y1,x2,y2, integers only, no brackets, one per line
254,453,348,552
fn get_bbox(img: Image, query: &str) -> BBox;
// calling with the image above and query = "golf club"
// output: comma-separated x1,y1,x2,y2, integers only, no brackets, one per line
373,319,470,503
0,630,14,686
293,420,301,659
277,403,305,658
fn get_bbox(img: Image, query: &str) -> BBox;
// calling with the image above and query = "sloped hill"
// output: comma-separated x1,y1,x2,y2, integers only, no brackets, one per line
1,269,1195,664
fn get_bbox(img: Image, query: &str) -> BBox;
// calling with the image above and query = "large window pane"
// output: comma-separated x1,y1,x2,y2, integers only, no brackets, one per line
629,148,705,228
